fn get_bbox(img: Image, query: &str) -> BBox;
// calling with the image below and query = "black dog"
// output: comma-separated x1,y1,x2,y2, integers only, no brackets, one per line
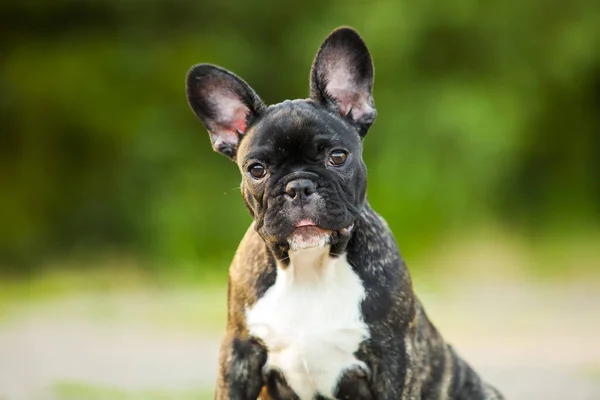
186,26,504,400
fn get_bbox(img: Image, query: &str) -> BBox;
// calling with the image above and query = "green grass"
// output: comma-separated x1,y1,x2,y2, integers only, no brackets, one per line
0,263,229,330
579,365,600,382
53,381,212,400
410,225,600,285
2,227,599,326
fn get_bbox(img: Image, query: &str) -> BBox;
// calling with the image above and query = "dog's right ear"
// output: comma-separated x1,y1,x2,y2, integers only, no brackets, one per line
186,64,266,160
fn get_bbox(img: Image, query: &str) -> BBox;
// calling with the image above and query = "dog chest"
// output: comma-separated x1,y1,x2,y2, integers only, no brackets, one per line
246,251,369,400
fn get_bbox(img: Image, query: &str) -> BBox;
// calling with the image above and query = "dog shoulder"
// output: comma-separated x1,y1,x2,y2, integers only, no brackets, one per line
226,223,277,332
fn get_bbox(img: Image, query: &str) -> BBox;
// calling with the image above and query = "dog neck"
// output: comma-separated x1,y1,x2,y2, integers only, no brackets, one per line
283,245,333,284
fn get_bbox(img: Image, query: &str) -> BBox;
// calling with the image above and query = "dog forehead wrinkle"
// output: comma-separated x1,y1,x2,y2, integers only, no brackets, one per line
247,104,360,162
242,144,276,162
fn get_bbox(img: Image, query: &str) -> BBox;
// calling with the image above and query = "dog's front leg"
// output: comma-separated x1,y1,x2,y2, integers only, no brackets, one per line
215,333,267,400
366,337,420,400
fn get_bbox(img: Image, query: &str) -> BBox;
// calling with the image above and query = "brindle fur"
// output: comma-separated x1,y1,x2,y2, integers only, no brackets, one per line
186,26,504,400
216,206,503,400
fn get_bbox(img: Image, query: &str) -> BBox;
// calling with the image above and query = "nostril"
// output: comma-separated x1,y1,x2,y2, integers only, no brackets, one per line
285,179,316,200
285,186,297,199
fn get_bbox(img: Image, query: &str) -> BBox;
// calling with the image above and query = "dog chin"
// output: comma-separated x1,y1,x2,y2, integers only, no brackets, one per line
288,226,331,251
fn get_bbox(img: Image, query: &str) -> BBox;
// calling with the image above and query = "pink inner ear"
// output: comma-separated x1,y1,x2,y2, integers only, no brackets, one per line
328,87,374,121
231,111,247,133
211,91,249,132
325,63,374,121
208,91,249,150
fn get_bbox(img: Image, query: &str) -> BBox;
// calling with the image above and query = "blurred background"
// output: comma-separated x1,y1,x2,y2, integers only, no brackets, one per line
0,1,599,399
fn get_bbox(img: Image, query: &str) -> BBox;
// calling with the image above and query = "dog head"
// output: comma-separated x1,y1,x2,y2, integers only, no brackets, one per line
186,27,376,257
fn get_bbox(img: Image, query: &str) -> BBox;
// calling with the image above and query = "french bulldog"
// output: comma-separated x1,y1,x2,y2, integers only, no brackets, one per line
186,26,504,400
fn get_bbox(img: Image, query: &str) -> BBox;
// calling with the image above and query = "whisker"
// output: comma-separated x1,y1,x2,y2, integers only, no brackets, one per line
224,186,242,195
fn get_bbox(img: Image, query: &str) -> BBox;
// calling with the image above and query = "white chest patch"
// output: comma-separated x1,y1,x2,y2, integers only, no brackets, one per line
246,248,369,400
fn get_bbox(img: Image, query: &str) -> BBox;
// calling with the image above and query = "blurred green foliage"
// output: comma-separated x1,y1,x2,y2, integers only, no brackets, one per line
53,381,211,400
1,0,599,273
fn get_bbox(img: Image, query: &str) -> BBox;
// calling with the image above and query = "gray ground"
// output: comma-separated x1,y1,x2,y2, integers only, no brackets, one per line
0,281,599,400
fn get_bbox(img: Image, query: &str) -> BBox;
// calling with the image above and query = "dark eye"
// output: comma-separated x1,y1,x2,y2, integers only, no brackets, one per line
327,150,348,166
248,163,267,179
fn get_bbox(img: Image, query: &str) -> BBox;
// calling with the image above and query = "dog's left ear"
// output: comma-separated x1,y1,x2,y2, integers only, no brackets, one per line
310,27,376,137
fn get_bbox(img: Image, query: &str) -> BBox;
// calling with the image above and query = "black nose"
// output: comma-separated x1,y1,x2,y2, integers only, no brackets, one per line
285,179,316,200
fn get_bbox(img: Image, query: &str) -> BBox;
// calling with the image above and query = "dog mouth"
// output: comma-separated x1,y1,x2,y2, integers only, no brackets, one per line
288,219,354,251
295,219,318,228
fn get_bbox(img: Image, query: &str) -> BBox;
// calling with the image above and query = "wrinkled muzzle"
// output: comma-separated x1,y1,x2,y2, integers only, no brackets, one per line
256,172,359,250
